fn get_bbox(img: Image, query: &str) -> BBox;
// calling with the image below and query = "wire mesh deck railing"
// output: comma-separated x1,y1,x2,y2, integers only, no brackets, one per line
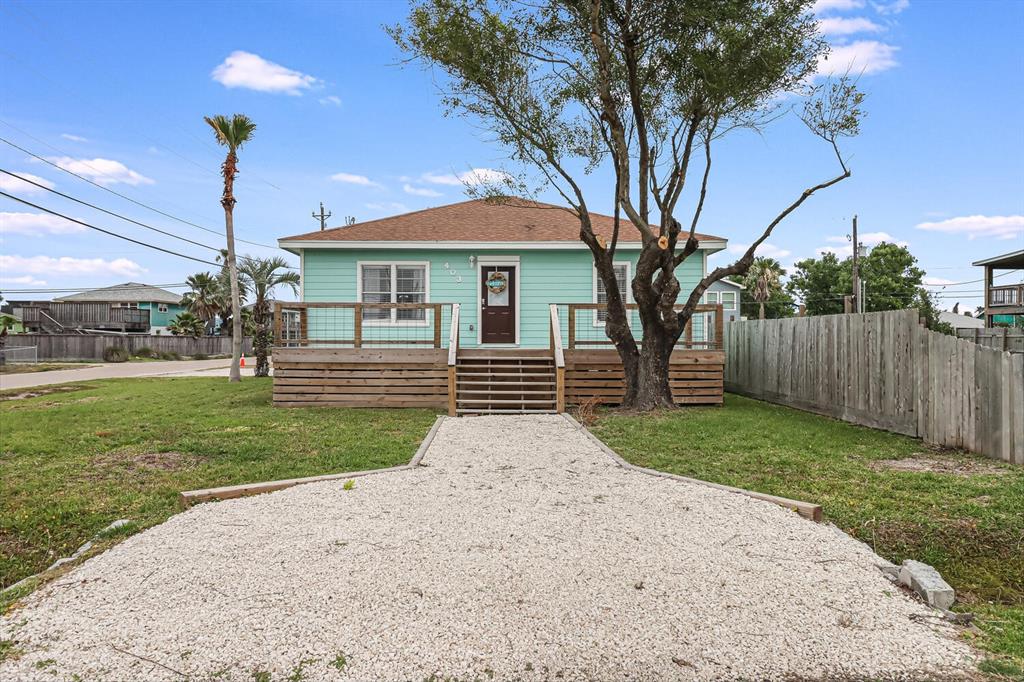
554,303,724,351
273,302,453,349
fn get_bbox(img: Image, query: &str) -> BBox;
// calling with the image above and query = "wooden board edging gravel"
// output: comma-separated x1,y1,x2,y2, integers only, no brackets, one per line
561,413,823,522
179,415,446,506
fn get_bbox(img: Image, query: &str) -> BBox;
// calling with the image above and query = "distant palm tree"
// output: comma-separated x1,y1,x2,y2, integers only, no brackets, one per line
240,256,300,377
205,113,256,382
744,257,785,320
167,311,206,339
181,272,220,334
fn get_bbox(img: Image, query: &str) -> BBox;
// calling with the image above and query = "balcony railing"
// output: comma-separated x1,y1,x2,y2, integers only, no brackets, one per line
273,302,451,348
554,303,724,350
989,284,1023,307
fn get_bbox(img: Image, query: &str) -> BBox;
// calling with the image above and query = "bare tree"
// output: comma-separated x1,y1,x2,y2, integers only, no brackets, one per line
392,0,863,409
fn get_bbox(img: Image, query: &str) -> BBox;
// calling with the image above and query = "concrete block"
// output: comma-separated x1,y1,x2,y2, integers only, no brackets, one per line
899,560,955,610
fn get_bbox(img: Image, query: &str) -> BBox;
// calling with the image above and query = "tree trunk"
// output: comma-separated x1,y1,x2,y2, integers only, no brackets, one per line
621,325,675,411
253,327,271,378
224,207,243,382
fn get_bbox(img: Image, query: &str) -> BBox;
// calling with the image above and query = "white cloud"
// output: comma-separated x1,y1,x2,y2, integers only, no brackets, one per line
319,95,342,107
873,0,909,16
365,202,409,213
726,242,792,259
211,51,319,95
0,255,146,277
816,40,899,77
916,215,1024,240
403,184,442,197
0,275,47,286
330,172,381,188
0,212,85,237
44,157,153,186
0,172,54,194
817,17,883,35
422,167,512,186
923,276,957,286
812,0,865,13
60,133,89,143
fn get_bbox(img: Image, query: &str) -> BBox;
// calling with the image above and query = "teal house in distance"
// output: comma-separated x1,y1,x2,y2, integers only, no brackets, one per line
279,199,728,348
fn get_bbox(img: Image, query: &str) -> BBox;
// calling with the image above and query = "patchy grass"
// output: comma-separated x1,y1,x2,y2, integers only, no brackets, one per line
0,378,438,593
590,393,1024,666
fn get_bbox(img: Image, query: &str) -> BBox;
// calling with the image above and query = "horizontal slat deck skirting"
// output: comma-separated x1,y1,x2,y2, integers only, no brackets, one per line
273,348,449,408
564,349,724,406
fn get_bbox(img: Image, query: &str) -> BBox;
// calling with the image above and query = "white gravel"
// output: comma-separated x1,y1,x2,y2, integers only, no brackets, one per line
1,415,975,681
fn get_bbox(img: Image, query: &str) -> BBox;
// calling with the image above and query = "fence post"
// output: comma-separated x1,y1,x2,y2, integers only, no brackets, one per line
433,304,442,349
273,302,282,347
715,303,724,349
567,306,576,351
353,304,362,348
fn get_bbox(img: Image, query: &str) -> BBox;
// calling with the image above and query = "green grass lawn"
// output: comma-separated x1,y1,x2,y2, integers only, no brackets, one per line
0,378,438,593
590,393,1024,672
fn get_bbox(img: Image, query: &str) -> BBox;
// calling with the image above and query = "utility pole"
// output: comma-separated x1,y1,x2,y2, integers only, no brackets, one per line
851,214,860,314
312,202,332,231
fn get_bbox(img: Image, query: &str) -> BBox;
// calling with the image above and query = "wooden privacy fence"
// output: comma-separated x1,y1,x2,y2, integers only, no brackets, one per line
957,327,1024,353
724,309,1024,465
5,334,252,361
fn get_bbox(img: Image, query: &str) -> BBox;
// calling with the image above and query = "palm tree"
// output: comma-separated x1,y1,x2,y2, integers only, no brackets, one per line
181,272,220,334
204,113,256,382
239,256,300,377
168,311,206,338
743,257,786,320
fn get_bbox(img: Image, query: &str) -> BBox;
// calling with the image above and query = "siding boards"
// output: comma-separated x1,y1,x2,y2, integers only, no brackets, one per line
273,348,448,408
564,349,724,406
724,310,1024,465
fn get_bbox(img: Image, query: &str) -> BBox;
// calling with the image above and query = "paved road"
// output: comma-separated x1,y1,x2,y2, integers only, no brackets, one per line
0,359,265,391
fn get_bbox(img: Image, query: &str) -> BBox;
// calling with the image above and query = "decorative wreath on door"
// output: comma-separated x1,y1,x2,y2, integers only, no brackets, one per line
486,272,508,294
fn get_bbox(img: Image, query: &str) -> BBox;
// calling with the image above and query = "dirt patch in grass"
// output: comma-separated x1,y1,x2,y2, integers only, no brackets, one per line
869,456,1010,476
91,450,200,474
0,386,87,403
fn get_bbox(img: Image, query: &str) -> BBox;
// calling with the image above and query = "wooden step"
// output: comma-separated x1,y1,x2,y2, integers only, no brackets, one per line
456,355,554,361
457,381,555,388
457,409,557,414
456,398,557,405
455,363,553,371
456,371,555,378
457,389,556,395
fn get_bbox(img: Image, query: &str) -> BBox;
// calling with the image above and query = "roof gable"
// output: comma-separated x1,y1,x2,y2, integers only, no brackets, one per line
280,198,726,246
54,282,184,304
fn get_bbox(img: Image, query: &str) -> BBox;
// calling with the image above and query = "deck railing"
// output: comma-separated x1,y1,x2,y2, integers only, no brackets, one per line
555,303,724,350
989,284,1023,307
273,302,451,349
19,303,150,331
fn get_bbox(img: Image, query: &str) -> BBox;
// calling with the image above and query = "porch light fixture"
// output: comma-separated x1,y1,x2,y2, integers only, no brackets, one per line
468,255,476,266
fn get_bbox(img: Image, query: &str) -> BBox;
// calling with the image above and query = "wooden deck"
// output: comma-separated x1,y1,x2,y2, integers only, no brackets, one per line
272,302,725,412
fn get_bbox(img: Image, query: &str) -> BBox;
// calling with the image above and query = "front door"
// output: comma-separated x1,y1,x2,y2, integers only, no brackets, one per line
481,265,516,344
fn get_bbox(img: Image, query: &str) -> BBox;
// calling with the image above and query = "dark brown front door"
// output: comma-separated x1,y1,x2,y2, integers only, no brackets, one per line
481,265,516,344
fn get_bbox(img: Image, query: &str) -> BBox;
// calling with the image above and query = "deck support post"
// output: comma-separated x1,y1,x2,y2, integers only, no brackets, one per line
354,304,362,348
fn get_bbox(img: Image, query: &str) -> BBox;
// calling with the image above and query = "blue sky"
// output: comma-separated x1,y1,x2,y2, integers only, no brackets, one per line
1,0,1022,310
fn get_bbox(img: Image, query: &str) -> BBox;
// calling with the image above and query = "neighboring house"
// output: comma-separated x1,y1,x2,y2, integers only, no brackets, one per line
704,278,743,324
278,198,728,348
938,310,984,331
973,249,1024,328
15,283,186,334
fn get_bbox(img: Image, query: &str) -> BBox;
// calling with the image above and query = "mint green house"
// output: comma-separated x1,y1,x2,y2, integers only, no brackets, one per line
279,199,727,349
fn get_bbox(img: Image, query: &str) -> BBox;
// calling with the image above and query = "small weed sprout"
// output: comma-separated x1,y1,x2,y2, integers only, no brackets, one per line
330,652,347,671
252,671,271,682
342,479,355,491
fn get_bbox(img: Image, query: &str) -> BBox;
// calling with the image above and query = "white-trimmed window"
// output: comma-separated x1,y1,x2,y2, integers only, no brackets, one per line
113,302,139,309
358,262,429,324
720,291,737,311
595,262,631,326
157,303,169,313
704,291,719,305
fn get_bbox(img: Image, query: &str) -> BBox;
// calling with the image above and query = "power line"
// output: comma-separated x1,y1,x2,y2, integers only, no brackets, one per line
1,283,189,294
1,168,222,253
0,191,221,266
921,269,1021,287
0,130,283,251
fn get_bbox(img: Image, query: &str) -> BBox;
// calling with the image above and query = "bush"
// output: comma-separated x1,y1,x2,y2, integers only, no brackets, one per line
134,346,154,358
102,346,130,363
192,352,208,361
158,351,182,361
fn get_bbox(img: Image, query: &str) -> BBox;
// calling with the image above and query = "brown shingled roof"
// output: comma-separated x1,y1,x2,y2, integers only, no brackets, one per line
280,198,725,244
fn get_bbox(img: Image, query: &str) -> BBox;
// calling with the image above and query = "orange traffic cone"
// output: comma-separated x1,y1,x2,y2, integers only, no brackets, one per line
240,353,246,368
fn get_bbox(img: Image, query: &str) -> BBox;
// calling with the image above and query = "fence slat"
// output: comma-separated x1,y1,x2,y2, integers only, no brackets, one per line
724,310,1022,464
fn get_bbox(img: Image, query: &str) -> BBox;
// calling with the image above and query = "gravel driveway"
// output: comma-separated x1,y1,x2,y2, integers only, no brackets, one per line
0,415,975,681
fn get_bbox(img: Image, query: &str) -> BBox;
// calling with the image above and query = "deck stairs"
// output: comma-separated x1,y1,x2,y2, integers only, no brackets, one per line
454,349,558,415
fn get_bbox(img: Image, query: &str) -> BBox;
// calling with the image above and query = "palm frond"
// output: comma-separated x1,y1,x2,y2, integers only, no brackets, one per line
205,113,256,151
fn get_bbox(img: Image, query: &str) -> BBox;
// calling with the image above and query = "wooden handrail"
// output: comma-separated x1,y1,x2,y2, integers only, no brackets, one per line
562,302,724,351
448,303,461,366
273,302,450,348
549,304,565,368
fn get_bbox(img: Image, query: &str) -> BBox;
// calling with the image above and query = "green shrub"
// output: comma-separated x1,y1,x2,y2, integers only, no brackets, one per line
102,346,130,363
158,351,182,361
192,352,208,361
134,346,154,358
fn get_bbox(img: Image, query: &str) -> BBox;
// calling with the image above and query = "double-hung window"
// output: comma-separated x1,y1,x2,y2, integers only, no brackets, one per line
720,291,736,311
595,262,630,326
359,262,428,324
